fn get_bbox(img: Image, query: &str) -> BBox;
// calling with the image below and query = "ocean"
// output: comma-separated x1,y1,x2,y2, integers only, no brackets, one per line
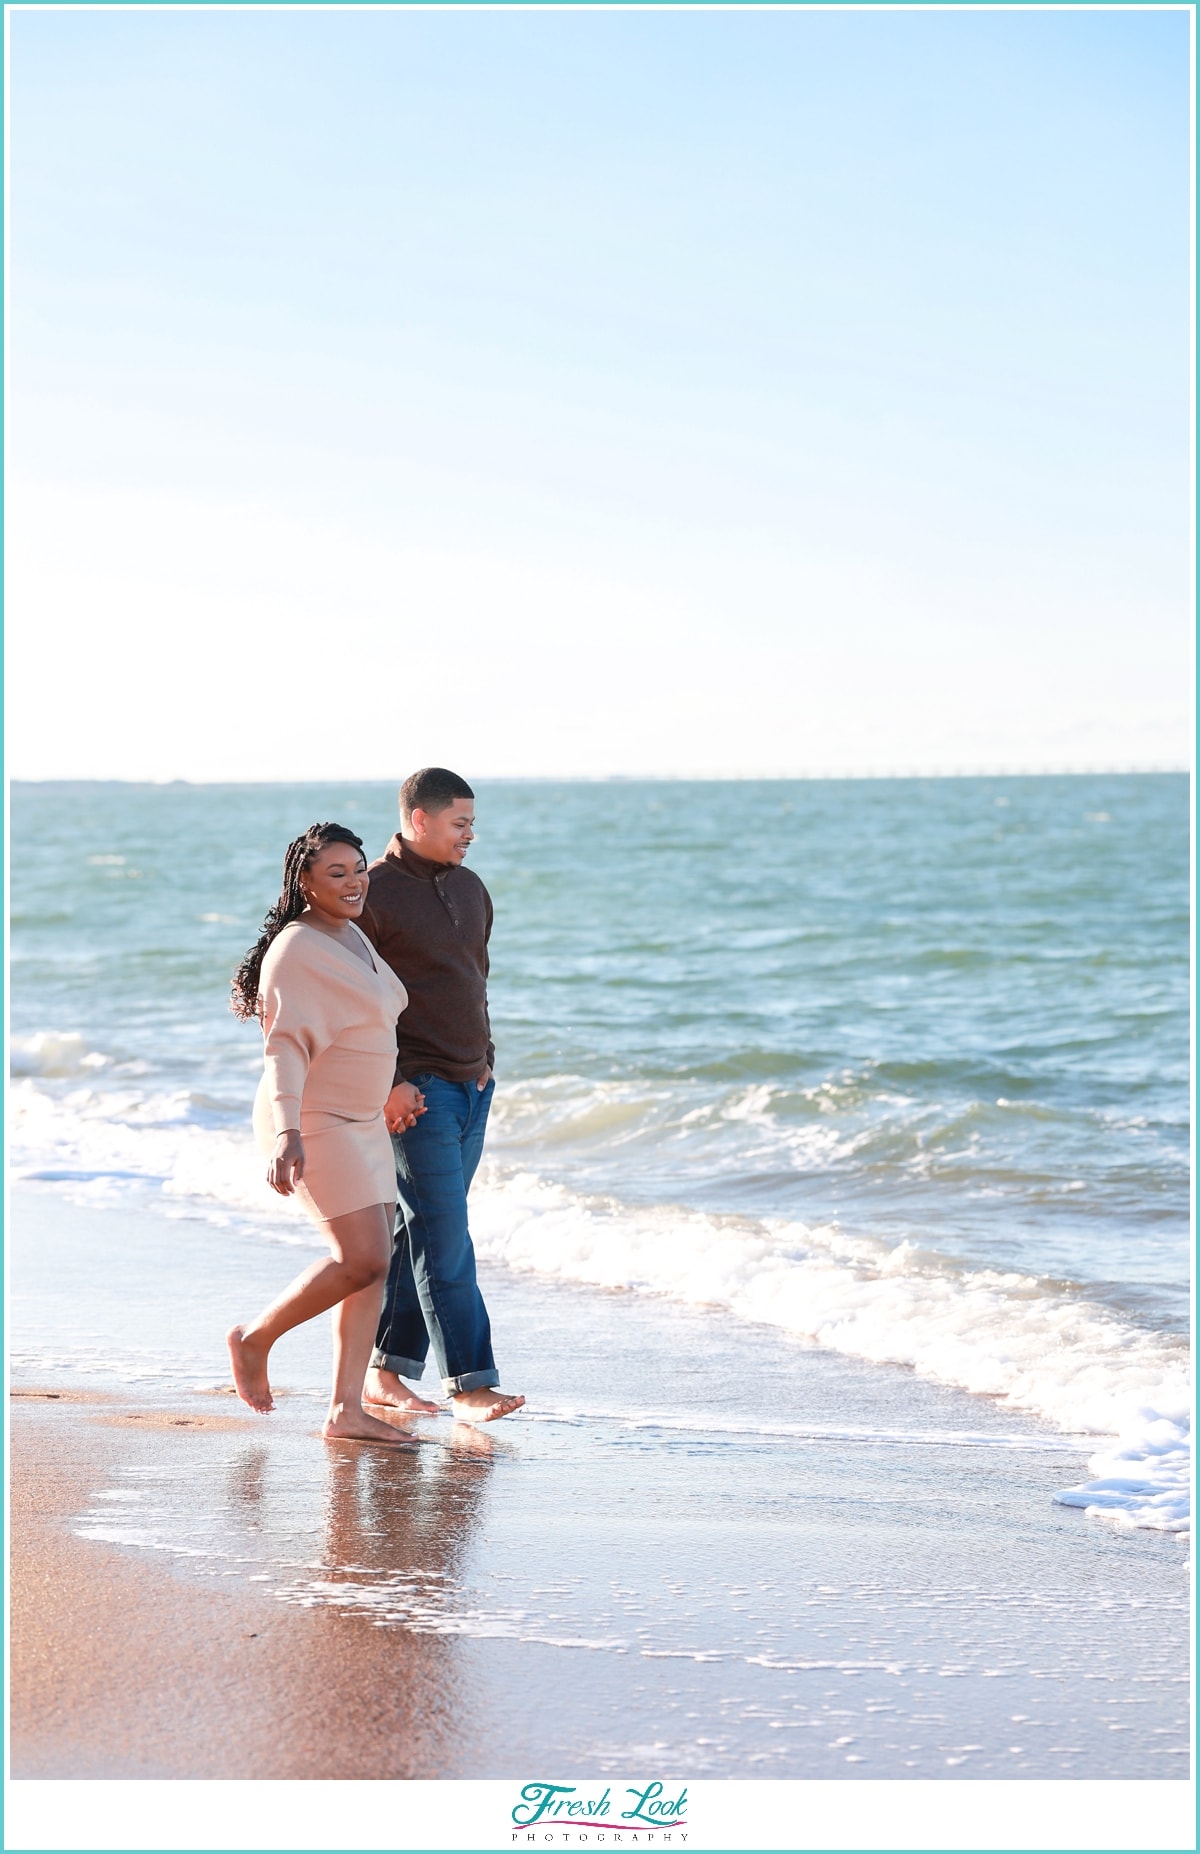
10,774,1189,1536
9,773,1191,1781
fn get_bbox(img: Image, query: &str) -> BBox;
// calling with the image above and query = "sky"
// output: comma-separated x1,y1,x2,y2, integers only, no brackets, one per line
7,4,1192,782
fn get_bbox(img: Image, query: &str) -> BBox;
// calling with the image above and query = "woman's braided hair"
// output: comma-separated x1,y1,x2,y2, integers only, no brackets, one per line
230,822,366,1022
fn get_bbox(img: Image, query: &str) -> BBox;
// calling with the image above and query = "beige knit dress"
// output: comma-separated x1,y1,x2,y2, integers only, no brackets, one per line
252,920,409,1223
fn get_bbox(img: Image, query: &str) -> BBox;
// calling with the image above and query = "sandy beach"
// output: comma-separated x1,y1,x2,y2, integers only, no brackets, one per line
9,1184,1189,1789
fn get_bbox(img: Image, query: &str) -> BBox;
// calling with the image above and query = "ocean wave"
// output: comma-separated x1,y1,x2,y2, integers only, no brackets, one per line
8,1076,312,1240
468,1168,1190,1537
10,1031,110,1077
9,1073,1190,1535
484,1071,1188,1188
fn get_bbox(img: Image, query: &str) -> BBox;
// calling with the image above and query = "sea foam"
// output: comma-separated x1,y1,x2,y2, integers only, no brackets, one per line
467,1168,1191,1537
9,1070,1191,1536
10,1031,110,1077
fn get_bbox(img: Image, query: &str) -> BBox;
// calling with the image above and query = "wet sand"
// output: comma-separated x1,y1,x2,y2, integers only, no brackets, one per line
10,1396,467,1780
8,1185,1192,1792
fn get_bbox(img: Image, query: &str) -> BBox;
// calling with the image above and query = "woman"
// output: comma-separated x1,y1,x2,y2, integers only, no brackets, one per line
227,822,424,1444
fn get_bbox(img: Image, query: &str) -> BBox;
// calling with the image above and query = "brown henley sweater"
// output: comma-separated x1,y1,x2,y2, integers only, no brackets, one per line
358,835,495,1087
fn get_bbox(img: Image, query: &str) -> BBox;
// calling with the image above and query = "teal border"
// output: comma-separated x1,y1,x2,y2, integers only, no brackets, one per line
1,5,1195,1854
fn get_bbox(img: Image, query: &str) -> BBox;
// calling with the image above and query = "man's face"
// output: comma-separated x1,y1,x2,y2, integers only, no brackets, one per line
410,799,475,865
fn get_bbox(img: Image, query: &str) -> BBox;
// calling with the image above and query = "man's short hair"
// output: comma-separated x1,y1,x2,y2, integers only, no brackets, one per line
399,767,475,823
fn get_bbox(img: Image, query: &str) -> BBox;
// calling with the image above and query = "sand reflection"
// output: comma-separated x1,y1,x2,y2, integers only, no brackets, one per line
209,1423,505,1775
223,1421,500,1635
320,1423,499,1602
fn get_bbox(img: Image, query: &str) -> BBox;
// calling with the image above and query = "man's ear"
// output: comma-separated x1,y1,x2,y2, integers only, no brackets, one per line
410,807,426,837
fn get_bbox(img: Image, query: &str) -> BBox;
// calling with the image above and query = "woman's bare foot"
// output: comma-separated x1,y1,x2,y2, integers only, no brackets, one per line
450,1387,525,1423
362,1366,441,1415
227,1325,274,1413
322,1401,419,1444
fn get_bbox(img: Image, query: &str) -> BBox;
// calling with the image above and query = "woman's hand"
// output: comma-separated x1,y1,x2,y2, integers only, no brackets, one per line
268,1129,305,1195
385,1082,426,1133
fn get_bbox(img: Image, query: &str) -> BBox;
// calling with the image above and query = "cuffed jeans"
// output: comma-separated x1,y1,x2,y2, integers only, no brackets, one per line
370,1073,499,1395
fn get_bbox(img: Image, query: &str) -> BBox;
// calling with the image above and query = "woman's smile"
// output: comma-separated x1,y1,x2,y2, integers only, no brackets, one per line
301,843,370,920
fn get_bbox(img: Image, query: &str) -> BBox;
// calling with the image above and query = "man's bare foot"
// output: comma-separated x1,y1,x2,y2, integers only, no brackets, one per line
226,1325,273,1413
362,1366,441,1415
450,1387,525,1423
322,1402,419,1445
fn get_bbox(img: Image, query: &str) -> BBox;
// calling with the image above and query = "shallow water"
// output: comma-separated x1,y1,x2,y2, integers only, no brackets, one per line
8,774,1191,1531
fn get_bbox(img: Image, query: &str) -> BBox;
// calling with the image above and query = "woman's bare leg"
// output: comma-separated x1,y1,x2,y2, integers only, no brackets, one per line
323,1203,417,1441
227,1202,402,1439
228,1252,365,1411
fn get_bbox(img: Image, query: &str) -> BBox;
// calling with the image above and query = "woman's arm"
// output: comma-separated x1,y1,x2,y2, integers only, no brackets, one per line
257,934,341,1164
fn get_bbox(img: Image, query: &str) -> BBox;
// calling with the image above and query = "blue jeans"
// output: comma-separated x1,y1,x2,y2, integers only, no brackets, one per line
370,1074,499,1395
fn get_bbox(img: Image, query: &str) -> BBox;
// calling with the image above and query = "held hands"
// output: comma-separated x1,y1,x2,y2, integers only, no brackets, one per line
268,1129,305,1195
385,1081,427,1134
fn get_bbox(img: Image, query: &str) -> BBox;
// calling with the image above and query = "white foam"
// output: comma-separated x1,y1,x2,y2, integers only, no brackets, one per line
10,1071,1191,1535
8,1076,314,1240
468,1168,1191,1536
1052,1404,1191,1533
525,1404,1076,1452
486,1071,863,1173
10,1031,110,1077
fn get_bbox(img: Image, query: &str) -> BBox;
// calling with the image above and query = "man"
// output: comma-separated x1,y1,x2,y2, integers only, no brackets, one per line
358,767,525,1423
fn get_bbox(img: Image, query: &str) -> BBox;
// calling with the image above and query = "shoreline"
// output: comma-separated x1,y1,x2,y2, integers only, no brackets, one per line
8,1183,1191,1785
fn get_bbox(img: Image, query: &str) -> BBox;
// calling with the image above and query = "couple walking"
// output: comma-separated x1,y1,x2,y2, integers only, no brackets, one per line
226,767,524,1442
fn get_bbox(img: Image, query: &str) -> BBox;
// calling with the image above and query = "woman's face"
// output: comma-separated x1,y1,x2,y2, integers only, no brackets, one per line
300,841,369,922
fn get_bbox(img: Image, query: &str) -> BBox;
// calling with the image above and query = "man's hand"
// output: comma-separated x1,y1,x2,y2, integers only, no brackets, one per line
476,1066,493,1092
385,1081,426,1133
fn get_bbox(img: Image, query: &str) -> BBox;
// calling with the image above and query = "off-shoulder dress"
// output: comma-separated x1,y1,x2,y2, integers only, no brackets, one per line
252,920,408,1223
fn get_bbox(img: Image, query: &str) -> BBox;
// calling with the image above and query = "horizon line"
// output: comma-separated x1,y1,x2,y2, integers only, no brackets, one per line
7,764,1190,788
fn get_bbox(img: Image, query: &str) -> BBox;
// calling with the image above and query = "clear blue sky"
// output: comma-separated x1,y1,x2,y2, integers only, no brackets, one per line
9,5,1192,780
